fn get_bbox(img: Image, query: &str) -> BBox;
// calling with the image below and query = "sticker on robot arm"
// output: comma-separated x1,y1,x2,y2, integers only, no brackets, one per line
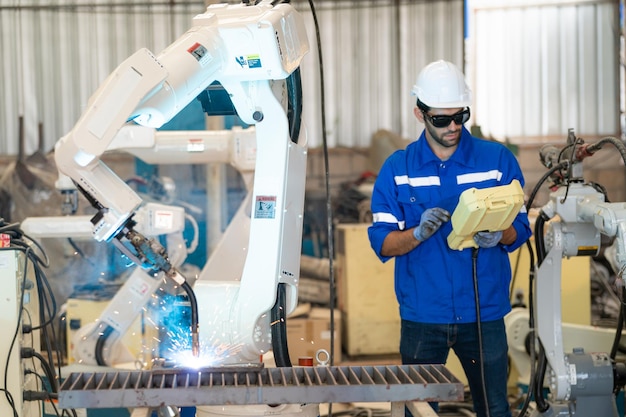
235,54,262,69
154,210,174,229
187,42,213,67
255,195,276,219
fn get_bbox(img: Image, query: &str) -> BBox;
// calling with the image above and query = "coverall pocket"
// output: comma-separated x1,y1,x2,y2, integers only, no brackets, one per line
397,190,430,227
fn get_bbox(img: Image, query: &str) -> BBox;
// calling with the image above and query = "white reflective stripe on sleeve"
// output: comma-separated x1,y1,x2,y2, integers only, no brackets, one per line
456,170,502,184
394,175,441,186
372,213,406,230
394,175,409,185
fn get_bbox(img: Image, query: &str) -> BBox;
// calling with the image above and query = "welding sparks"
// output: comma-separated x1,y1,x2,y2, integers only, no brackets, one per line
160,326,246,369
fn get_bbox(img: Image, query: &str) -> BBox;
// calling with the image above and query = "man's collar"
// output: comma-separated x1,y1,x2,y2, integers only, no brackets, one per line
414,126,476,167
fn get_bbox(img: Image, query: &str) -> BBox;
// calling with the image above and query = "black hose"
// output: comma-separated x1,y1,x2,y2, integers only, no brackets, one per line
471,247,491,417
515,240,537,417
510,196,548,415
526,162,569,210
534,212,549,267
306,0,336,370
271,283,292,367
32,351,58,393
180,281,199,346
533,344,550,412
286,68,303,144
95,325,115,366
531,214,551,413
586,136,626,164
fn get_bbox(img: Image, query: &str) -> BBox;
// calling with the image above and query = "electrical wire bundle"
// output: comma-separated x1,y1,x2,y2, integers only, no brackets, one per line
0,218,78,417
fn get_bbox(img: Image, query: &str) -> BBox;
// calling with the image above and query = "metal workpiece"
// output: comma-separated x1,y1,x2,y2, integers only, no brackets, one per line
59,364,463,409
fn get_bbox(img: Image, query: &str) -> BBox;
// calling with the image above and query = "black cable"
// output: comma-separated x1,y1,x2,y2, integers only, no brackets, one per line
306,0,334,363
66,237,96,267
24,390,58,401
180,280,199,353
306,1,334,415
0,221,68,416
18,232,50,267
67,237,86,258
57,312,68,366
526,162,568,210
21,348,58,393
557,137,586,203
514,240,537,417
32,351,58,392
34,266,58,383
271,283,292,367
95,325,115,366
2,246,31,417
533,344,550,413
20,309,65,406
471,247,491,417
24,369,79,417
585,136,626,164
534,212,548,267
31,266,57,330
0,388,17,417
286,67,303,144
34,263,64,392
24,371,61,416
530,215,550,413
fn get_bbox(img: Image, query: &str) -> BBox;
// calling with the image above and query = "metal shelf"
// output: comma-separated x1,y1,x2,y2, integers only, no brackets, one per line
59,364,464,409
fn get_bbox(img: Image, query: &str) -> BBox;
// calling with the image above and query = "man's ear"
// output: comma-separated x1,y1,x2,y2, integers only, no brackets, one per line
414,107,425,123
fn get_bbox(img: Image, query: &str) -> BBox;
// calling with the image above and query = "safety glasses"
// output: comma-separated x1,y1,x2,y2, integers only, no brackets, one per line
423,108,470,128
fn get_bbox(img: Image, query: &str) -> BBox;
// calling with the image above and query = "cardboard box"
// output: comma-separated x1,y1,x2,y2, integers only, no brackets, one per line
286,305,342,365
336,224,401,355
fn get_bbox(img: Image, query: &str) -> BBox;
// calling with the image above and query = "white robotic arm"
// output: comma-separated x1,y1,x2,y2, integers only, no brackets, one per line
530,131,626,416
578,201,626,277
54,48,173,242
54,1,309,364
55,1,306,242
22,202,190,366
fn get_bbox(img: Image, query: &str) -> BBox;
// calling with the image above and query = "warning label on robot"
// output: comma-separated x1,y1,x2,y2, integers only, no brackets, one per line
187,42,212,67
187,138,205,152
255,195,276,219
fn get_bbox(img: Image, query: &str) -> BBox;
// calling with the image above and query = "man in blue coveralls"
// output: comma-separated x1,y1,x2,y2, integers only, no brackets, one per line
367,60,532,417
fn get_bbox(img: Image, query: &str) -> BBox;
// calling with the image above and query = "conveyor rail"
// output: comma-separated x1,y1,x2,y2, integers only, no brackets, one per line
58,364,464,409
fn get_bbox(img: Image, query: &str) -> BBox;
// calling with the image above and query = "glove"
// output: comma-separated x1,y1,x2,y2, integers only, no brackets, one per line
413,207,450,242
473,230,503,248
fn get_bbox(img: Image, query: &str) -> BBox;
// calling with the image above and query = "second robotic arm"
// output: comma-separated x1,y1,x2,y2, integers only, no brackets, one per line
534,178,626,415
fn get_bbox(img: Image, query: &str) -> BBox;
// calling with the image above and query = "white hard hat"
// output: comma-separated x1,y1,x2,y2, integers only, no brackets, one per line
411,60,472,108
